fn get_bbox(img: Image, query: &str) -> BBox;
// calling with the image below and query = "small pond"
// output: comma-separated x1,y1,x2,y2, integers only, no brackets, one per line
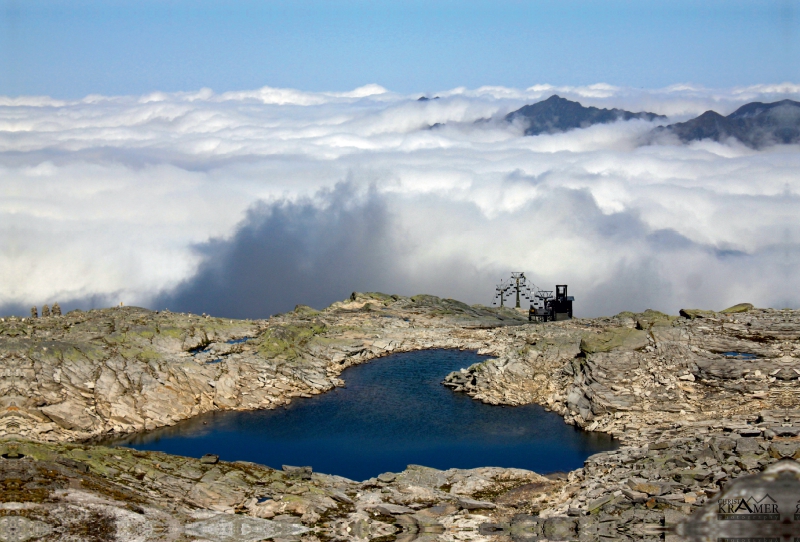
102,349,617,481
722,351,758,359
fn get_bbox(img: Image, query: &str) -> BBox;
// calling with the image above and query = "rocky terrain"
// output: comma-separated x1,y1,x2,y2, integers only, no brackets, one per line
2,292,800,541
0,294,532,443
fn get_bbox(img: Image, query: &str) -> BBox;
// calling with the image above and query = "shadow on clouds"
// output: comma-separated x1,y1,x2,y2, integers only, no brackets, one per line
150,181,799,321
7,182,795,320
151,182,800,319
157,184,397,319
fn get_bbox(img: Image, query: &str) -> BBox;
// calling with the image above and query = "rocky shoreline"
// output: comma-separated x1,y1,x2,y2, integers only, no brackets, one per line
2,292,799,541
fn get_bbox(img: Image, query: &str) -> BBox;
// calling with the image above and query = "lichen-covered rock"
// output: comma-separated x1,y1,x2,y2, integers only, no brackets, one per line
680,308,717,319
579,327,648,354
720,302,754,313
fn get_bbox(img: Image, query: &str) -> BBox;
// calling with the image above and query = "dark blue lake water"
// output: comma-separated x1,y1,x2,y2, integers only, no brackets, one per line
103,349,616,481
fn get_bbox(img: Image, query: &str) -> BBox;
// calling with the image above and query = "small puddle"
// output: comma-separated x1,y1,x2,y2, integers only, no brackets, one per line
723,352,758,359
1,453,24,460
190,337,253,363
187,344,210,354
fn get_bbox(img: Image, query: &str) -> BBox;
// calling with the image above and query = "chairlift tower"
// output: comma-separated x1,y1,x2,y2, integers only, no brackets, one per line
490,273,576,322
493,280,510,308
494,273,534,309
510,272,529,309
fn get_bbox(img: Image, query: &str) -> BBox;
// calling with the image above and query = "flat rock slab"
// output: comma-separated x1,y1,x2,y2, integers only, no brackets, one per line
456,497,496,510
495,482,554,506
374,503,415,515
281,465,312,479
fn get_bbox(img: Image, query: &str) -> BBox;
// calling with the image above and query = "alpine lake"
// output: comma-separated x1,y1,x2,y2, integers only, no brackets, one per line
101,349,617,481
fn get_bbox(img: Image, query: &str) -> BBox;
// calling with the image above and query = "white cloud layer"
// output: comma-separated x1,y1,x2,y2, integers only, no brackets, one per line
2,83,800,317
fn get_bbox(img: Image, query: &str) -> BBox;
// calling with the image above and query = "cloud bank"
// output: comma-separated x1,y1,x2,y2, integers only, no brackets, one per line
2,83,800,317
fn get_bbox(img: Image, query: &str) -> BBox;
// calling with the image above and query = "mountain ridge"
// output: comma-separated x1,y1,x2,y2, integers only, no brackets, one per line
657,98,800,148
505,94,666,136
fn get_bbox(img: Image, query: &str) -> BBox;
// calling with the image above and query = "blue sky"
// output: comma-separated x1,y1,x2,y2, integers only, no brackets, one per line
1,0,798,98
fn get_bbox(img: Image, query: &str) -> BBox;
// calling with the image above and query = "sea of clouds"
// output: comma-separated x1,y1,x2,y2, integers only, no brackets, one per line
2,82,799,318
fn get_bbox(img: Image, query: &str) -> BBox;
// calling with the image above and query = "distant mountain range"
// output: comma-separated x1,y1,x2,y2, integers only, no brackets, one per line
657,99,800,148
503,94,800,149
505,95,665,136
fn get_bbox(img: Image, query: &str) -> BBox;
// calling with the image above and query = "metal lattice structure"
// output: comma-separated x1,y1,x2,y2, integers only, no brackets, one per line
492,273,575,322
493,279,510,308
529,289,554,321
509,272,530,308
493,272,534,309
529,285,574,322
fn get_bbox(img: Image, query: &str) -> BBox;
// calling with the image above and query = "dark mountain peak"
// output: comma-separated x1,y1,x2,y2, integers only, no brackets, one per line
541,94,571,104
658,111,732,144
660,99,800,148
506,95,665,136
728,99,800,120
695,110,726,120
